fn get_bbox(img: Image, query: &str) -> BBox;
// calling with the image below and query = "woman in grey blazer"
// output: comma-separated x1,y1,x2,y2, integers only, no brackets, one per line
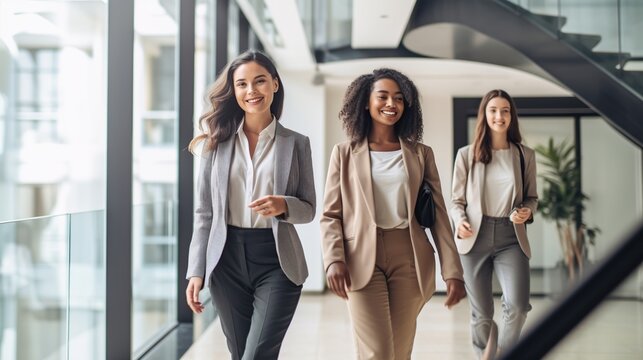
184,50,316,360
450,89,538,358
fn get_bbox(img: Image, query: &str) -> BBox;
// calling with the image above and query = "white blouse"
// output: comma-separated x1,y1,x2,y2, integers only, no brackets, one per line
227,118,276,228
483,148,515,217
370,150,409,229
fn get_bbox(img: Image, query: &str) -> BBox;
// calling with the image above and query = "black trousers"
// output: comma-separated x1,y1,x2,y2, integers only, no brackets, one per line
209,225,302,360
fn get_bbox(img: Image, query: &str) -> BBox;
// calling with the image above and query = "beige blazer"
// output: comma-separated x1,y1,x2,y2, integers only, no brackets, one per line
450,143,538,258
320,139,464,299
186,123,316,287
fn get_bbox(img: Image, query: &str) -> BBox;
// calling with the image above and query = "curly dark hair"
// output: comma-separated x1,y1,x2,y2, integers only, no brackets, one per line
189,50,284,153
472,89,522,165
339,68,423,145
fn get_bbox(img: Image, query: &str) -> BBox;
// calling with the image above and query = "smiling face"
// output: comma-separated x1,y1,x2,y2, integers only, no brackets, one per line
485,96,512,135
233,61,279,117
368,78,404,128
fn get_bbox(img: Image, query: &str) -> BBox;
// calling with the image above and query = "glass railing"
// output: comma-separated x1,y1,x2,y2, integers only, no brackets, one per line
0,211,104,360
503,0,643,97
132,202,178,358
0,201,178,359
502,222,643,359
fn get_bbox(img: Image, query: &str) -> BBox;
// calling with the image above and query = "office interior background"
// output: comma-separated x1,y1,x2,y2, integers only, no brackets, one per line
0,0,641,359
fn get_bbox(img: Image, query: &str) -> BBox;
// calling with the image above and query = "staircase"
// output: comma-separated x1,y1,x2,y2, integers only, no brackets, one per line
404,0,643,147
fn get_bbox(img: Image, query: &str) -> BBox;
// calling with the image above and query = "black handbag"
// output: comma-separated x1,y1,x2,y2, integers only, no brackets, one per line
415,180,436,228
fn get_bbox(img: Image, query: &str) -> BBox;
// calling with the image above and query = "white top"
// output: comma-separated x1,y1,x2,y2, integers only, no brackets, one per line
370,150,409,229
227,118,276,228
483,148,515,217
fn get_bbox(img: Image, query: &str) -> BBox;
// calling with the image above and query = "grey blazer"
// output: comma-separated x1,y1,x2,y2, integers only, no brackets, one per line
186,122,316,286
450,143,538,258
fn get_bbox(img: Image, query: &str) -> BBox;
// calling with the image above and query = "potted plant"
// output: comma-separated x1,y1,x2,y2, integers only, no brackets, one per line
535,138,600,281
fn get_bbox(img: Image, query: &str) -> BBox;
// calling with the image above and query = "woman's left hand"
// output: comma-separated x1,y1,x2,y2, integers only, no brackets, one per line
510,207,532,224
249,195,288,217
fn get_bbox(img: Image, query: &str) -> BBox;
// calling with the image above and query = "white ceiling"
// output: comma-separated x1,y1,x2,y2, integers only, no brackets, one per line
351,0,416,49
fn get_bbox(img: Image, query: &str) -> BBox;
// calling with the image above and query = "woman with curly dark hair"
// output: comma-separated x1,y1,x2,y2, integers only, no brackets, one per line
320,68,465,359
185,50,316,359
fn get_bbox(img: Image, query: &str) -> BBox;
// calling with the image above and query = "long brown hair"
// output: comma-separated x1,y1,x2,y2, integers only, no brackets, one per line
472,89,522,165
339,68,423,145
188,50,285,153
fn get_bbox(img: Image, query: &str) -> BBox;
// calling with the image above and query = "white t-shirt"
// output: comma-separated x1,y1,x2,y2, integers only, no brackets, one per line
370,150,409,229
483,148,515,217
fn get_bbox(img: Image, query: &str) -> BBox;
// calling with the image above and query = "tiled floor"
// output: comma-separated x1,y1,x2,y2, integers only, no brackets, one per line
182,293,642,359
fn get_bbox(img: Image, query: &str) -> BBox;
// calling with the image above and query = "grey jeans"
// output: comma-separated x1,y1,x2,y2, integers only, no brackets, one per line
460,216,531,358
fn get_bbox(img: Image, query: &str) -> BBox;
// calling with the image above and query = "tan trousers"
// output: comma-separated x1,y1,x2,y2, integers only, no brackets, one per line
347,228,426,360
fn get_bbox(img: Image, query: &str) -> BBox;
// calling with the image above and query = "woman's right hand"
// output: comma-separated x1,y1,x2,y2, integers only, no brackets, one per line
186,277,205,313
457,221,473,239
326,262,351,300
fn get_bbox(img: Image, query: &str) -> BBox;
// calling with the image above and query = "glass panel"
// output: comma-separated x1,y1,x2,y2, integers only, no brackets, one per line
68,210,106,360
558,0,619,53
580,116,643,298
527,271,643,359
193,0,216,324
132,0,178,355
228,0,240,62
248,0,284,47
0,0,108,223
506,1,643,94
621,0,643,58
195,0,217,89
296,0,314,50
132,202,177,356
327,0,352,48
0,214,70,360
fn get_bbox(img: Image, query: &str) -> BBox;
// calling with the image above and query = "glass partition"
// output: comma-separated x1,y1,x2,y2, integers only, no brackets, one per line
298,0,352,50
132,0,179,355
0,211,108,360
0,204,182,360
502,0,643,98
132,202,178,357
0,0,108,223
68,210,106,360
0,215,69,360
522,269,643,359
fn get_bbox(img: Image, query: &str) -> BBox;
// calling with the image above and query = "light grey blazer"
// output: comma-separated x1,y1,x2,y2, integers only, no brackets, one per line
186,122,316,286
450,143,538,258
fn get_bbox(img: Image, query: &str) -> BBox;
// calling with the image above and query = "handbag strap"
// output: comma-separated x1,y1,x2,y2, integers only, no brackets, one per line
515,142,526,200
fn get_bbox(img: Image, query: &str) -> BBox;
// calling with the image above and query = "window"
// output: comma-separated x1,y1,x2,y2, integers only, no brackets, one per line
14,48,60,145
